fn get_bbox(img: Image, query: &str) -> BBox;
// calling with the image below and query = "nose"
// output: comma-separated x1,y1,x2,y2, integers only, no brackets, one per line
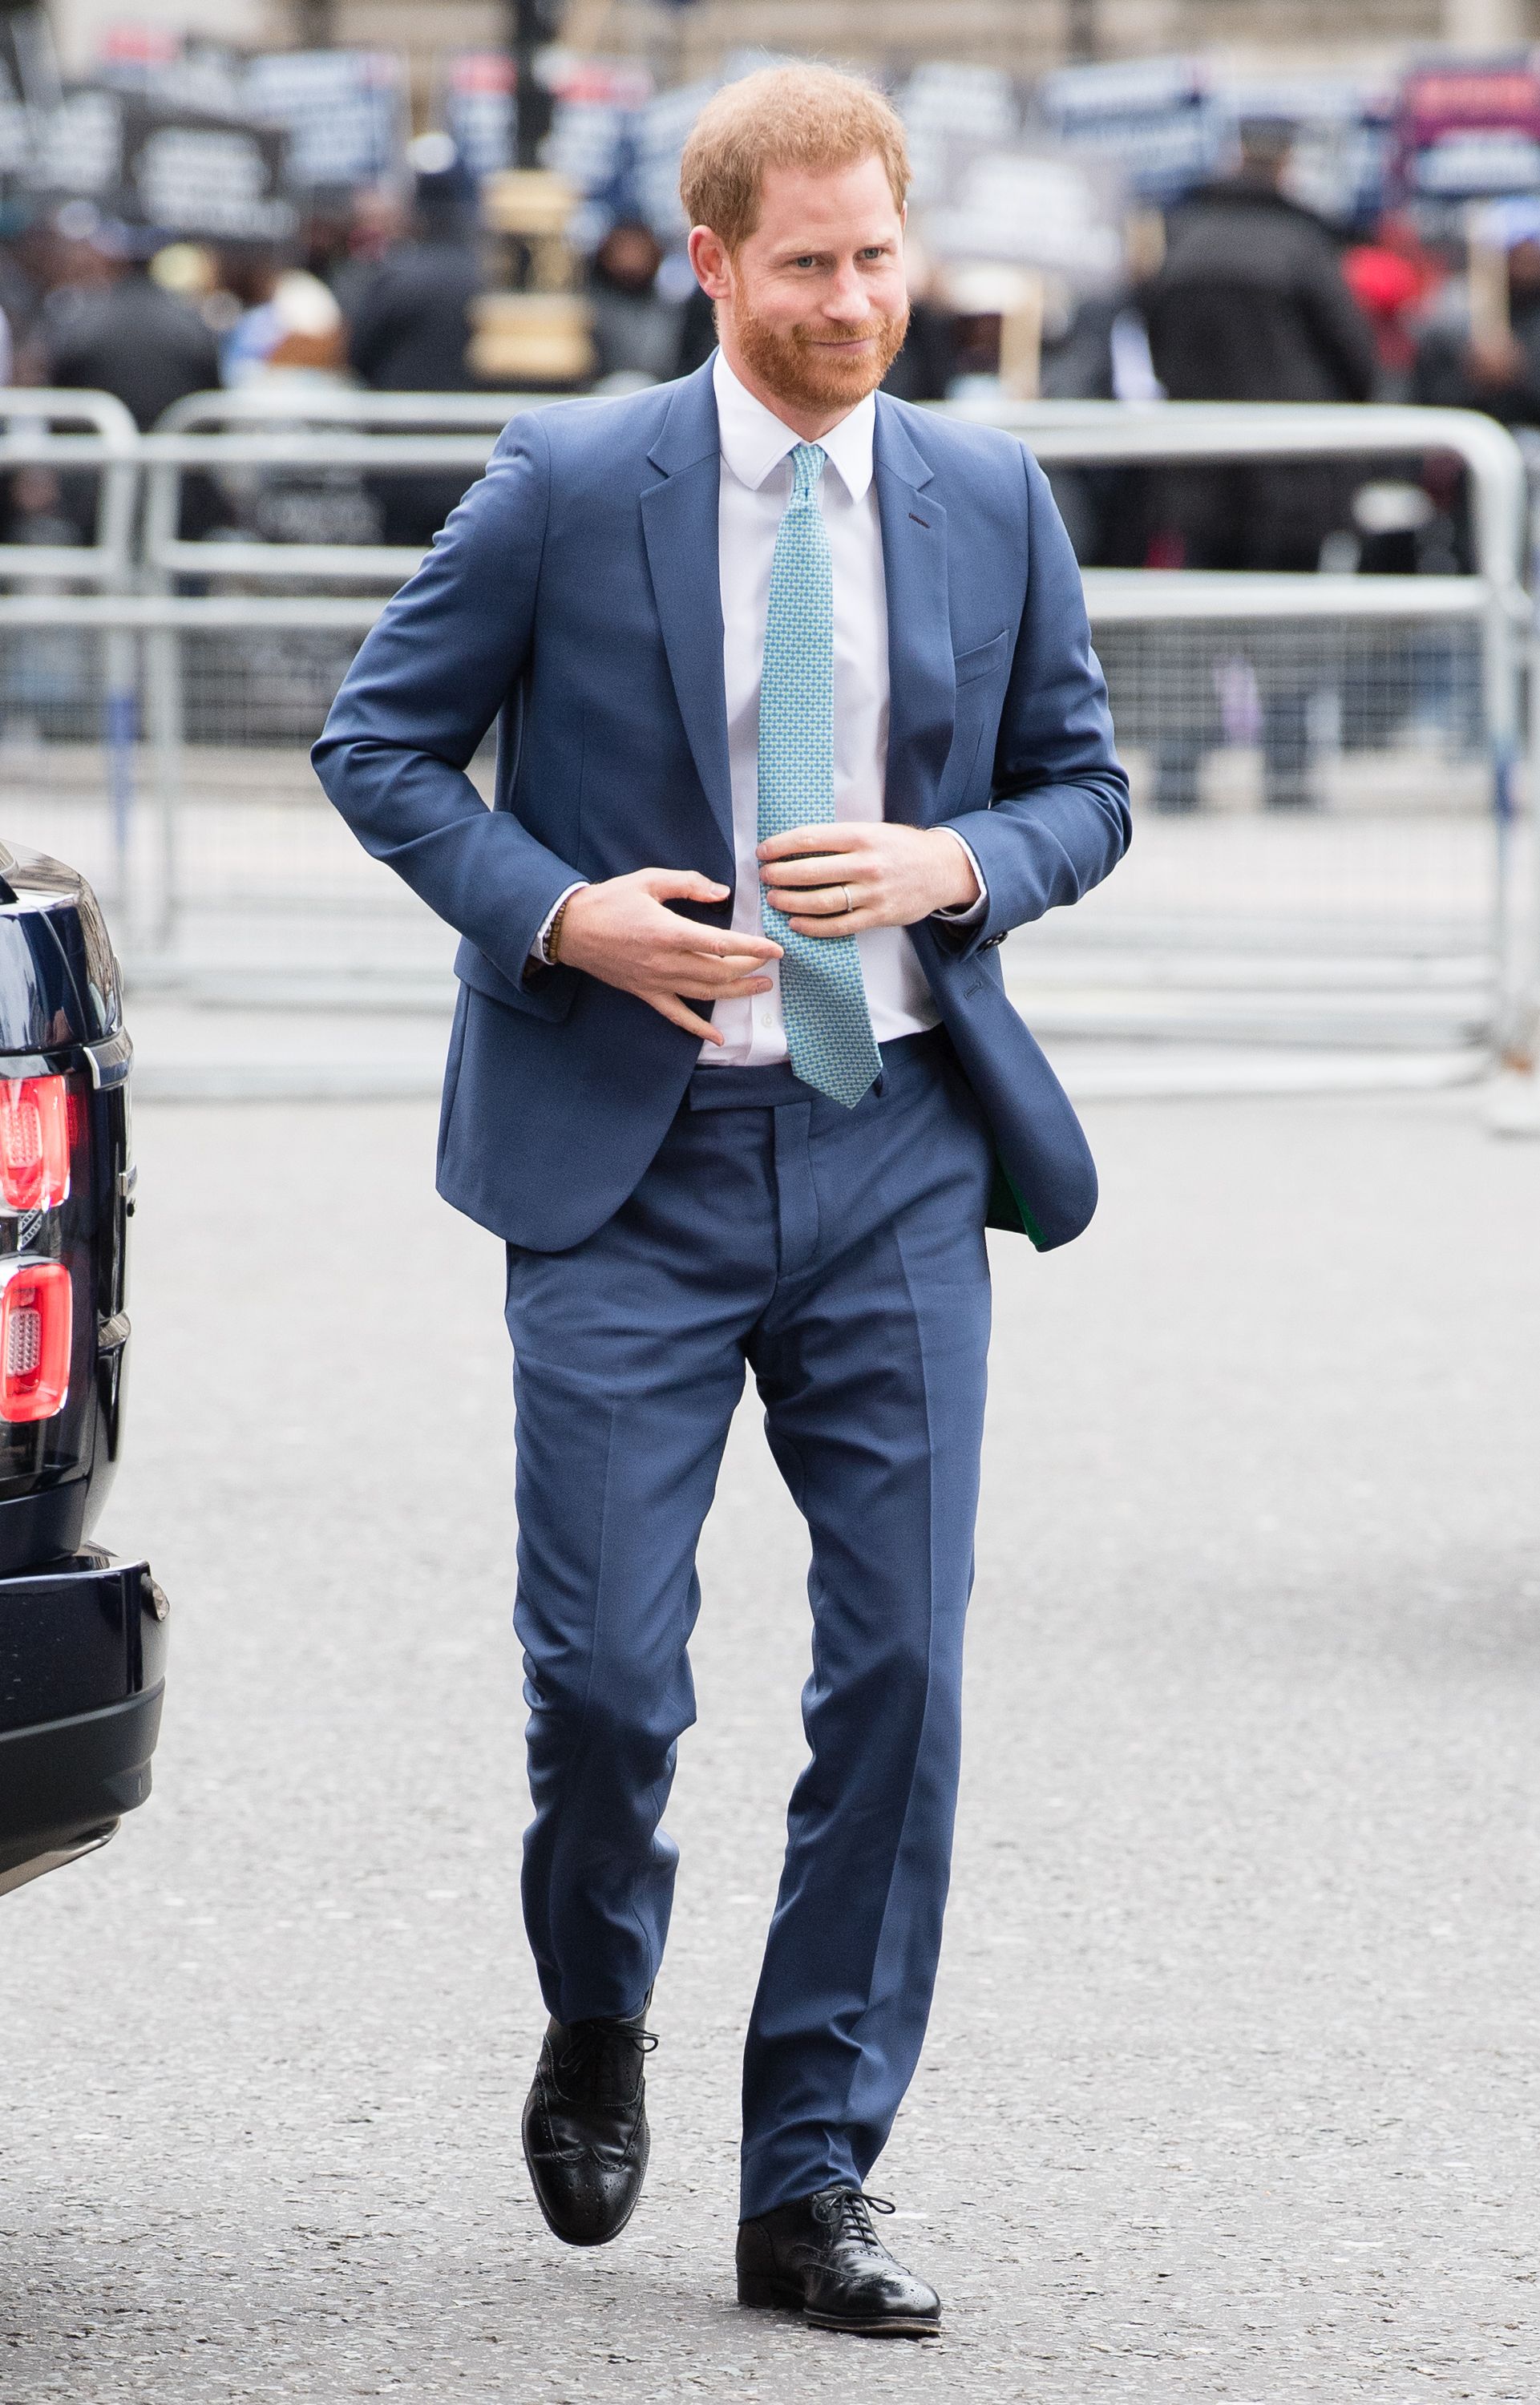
822,262,871,325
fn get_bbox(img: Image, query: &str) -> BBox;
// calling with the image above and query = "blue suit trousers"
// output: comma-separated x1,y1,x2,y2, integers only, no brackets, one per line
504,1029,995,2219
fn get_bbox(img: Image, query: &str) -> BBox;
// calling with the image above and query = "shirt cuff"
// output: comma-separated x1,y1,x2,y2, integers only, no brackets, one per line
529,882,589,970
930,831,988,925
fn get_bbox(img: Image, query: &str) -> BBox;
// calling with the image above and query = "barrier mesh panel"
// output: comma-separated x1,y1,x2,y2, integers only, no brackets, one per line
0,604,1509,1040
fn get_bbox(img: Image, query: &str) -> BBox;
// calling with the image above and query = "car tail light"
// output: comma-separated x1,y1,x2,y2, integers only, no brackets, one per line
0,1258,72,1421
0,1076,71,1213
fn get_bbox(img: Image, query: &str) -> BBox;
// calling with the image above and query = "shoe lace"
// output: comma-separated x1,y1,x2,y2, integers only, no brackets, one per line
554,2016,657,2095
812,2188,895,2251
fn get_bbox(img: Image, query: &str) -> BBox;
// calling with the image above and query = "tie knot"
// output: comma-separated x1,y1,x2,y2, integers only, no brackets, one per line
790,442,827,503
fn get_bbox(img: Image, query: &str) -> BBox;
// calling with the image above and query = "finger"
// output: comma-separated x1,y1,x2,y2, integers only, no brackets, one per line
668,932,783,964
645,869,731,903
645,991,722,1042
757,825,866,863
788,910,880,938
685,959,783,984
762,880,851,913
662,955,780,988
759,853,870,889
653,912,782,961
673,969,775,997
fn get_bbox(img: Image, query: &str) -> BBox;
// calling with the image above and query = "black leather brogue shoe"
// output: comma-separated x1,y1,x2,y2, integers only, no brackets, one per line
736,2185,941,2336
520,2008,655,2245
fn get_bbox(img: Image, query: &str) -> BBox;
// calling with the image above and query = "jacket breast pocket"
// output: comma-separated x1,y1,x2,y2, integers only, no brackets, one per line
953,629,1011,688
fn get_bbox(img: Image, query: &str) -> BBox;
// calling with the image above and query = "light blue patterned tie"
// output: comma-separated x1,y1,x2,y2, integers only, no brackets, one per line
758,442,882,1110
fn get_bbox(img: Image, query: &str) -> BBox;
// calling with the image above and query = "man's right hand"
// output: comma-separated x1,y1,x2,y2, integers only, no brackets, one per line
556,869,782,1044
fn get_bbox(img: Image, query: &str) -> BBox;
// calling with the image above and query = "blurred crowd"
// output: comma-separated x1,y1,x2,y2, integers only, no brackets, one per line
2,100,1534,810
1034,119,1540,581
3,109,1538,578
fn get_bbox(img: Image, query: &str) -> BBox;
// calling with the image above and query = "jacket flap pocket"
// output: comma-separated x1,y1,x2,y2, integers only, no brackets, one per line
454,936,578,1024
953,629,1010,687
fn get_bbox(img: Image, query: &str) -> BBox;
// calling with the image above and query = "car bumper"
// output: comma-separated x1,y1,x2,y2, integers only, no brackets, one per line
0,1552,168,1892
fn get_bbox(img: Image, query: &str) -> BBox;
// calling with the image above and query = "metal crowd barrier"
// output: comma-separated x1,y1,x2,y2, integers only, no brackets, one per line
0,390,1534,1072
0,392,146,909
155,387,540,431
979,401,1533,1068
140,431,513,588
141,387,545,589
0,389,141,585
143,387,537,574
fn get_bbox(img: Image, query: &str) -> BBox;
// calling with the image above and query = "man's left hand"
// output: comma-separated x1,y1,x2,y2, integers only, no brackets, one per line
758,823,978,935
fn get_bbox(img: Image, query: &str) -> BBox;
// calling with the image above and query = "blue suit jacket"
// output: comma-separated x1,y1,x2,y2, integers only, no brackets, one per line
313,361,1131,1252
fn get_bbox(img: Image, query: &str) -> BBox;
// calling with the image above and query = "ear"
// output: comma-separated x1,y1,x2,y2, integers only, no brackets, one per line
688,224,734,302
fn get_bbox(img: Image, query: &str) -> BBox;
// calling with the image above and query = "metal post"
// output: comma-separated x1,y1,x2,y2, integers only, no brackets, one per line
1524,608,1540,1081
1487,575,1522,1065
143,625,182,965
1530,478,1540,1078
1065,0,1098,60
507,0,552,170
1513,444,1540,1101
103,627,137,919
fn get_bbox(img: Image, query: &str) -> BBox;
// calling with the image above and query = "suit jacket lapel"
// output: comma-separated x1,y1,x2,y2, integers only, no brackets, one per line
641,366,735,875
874,395,953,828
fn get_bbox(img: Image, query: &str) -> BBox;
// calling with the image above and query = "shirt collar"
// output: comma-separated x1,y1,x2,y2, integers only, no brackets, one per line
712,349,875,503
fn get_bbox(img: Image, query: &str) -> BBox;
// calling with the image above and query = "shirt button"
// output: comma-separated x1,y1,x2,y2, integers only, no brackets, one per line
760,1012,774,1027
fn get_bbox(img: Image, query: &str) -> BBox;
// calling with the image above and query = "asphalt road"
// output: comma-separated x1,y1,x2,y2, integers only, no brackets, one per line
2,1089,1538,2403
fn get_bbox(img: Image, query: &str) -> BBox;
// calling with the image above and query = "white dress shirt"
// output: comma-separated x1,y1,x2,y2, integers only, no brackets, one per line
535,354,984,1042
703,351,980,1068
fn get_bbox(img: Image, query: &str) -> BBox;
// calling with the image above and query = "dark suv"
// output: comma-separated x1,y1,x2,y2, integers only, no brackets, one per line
0,842,166,1898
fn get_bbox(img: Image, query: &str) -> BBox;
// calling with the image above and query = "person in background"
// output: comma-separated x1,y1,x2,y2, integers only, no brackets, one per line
216,243,345,386
0,208,112,548
43,210,222,545
1142,119,1377,551
346,137,482,397
0,293,18,548
0,209,38,384
588,219,681,388
46,212,220,430
1138,119,1377,809
878,309,956,400
346,137,486,548
298,188,357,293
1343,211,1445,402
46,204,219,430
1413,198,1540,429
329,183,409,329
1037,284,1162,566
29,200,116,368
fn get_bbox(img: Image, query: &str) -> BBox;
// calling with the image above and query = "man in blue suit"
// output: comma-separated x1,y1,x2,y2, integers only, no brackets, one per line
315,63,1130,2338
